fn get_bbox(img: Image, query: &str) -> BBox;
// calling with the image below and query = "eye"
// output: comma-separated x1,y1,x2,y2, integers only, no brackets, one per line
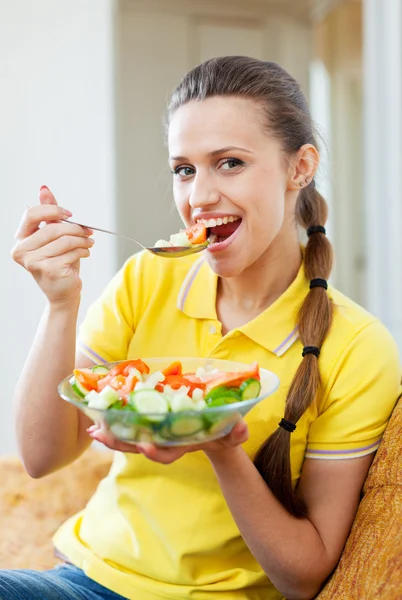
172,165,195,177
219,158,245,171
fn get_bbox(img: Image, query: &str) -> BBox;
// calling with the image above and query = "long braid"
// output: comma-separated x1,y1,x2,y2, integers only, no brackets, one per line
253,183,333,517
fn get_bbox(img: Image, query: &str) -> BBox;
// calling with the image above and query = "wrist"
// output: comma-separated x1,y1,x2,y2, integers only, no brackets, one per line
205,444,246,468
47,295,81,315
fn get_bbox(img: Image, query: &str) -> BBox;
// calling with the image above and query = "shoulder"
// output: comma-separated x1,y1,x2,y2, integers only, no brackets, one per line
327,285,399,358
321,285,401,404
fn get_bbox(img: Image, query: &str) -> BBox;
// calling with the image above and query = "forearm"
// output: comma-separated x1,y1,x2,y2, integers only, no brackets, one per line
14,299,90,477
206,446,332,600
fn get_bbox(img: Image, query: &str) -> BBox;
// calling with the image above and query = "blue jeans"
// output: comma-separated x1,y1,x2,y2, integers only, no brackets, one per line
0,564,129,600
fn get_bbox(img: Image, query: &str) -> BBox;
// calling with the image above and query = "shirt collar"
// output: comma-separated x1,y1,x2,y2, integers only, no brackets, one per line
177,256,309,356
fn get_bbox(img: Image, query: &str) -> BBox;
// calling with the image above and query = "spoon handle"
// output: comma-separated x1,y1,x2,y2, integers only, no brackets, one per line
61,219,145,249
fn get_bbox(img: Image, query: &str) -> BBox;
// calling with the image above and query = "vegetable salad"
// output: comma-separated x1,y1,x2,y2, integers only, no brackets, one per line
70,359,261,440
154,223,208,248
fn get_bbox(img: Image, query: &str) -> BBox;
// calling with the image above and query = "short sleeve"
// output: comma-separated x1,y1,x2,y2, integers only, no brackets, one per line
77,255,139,364
306,321,402,459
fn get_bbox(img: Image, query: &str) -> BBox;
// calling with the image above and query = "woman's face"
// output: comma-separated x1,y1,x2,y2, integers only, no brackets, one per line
168,96,299,278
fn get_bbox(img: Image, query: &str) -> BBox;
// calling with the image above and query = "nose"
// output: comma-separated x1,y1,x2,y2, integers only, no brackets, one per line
189,172,220,209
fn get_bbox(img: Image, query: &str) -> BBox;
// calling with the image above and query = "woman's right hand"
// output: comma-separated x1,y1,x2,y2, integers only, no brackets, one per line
11,186,94,307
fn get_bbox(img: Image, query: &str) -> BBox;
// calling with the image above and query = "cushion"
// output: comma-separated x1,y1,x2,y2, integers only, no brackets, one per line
316,396,402,599
0,448,112,569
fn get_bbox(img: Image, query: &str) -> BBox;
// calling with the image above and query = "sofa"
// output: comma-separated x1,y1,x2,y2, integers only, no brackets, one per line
1,397,401,599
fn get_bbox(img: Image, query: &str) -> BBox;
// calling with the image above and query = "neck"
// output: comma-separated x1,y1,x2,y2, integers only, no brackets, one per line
218,234,302,314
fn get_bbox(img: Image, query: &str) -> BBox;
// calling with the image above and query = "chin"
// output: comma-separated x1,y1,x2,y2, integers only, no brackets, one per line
205,253,247,279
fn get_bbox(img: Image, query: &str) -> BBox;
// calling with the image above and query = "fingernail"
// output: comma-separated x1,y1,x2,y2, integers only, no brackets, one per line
84,227,94,235
88,238,95,246
40,185,49,191
137,444,150,454
63,209,73,217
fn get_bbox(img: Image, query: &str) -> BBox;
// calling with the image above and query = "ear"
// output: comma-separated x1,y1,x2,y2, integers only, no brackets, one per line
287,144,320,190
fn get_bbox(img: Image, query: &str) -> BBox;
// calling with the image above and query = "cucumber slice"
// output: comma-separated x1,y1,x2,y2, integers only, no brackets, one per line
194,399,207,411
109,422,137,440
239,378,261,400
158,424,177,441
169,231,191,247
205,389,241,405
130,389,169,421
70,376,90,399
109,400,128,410
91,365,109,375
98,385,120,407
208,415,237,437
86,390,110,409
169,414,204,437
205,396,227,408
191,387,204,402
169,394,195,412
109,400,123,410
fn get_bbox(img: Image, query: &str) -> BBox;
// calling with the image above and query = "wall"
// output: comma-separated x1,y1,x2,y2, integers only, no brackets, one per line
0,0,117,454
312,1,365,304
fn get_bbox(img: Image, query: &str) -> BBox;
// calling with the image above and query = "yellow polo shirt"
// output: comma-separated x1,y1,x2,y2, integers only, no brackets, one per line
53,251,401,600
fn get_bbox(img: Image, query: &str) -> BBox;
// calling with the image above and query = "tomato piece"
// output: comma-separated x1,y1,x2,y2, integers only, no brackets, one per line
73,368,102,392
185,223,207,244
108,359,150,378
120,372,139,403
109,375,126,390
202,363,260,393
162,361,182,377
163,374,206,394
97,373,125,392
96,359,149,393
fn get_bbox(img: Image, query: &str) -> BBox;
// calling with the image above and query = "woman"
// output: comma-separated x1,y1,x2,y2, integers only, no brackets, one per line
5,57,401,600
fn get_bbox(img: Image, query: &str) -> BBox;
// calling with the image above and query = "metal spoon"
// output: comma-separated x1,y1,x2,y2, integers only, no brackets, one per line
61,219,209,258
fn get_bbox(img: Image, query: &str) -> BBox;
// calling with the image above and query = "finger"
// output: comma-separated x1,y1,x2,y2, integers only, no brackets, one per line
89,428,140,453
21,232,94,260
135,443,185,464
15,223,92,257
15,205,73,240
38,185,58,206
224,420,249,446
24,246,92,273
22,236,93,269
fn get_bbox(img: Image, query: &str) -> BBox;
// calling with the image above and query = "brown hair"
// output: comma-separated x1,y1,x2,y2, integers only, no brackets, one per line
166,56,333,517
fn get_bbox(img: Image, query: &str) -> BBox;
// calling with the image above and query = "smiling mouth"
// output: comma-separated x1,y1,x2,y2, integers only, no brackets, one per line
196,216,242,244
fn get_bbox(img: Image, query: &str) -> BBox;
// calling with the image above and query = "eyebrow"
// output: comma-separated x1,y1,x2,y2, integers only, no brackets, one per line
169,146,254,162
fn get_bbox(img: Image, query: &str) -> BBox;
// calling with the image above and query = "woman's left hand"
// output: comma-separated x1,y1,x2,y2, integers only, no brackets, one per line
87,420,249,463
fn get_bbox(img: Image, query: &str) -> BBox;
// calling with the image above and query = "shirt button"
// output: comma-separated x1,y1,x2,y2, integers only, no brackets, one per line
209,325,217,334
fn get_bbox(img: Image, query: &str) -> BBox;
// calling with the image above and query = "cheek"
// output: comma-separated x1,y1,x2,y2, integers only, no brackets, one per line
173,182,190,222
251,178,286,224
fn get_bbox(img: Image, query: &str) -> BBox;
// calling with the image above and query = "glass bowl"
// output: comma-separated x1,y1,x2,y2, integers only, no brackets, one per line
58,357,280,446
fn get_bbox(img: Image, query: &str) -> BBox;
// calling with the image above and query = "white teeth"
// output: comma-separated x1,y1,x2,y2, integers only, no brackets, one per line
196,216,240,227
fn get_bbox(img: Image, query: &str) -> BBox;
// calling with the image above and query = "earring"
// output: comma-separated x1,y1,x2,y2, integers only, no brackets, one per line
305,177,310,184
299,181,304,187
